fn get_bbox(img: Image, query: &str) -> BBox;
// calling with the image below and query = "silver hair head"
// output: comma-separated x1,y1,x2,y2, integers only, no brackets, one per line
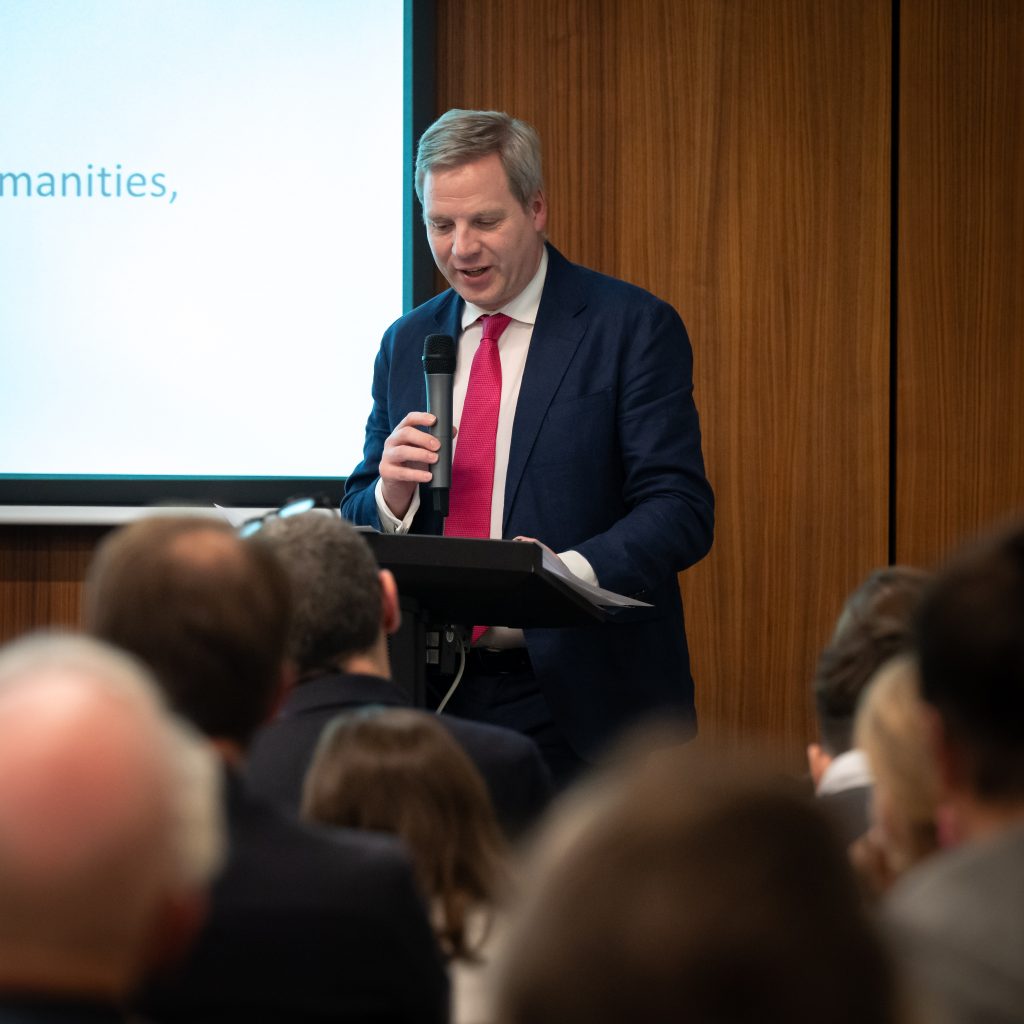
415,109,544,208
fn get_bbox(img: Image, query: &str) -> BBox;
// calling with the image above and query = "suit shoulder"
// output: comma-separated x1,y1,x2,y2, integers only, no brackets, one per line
381,288,457,345
553,248,678,316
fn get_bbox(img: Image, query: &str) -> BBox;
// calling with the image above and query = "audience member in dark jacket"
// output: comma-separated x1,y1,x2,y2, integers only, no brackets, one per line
85,516,448,1024
245,511,552,838
808,566,931,845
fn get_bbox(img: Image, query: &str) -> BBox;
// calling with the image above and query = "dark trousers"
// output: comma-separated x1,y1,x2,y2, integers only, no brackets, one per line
430,649,589,791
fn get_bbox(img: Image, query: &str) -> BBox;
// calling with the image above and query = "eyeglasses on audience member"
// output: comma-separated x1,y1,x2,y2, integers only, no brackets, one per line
238,495,339,538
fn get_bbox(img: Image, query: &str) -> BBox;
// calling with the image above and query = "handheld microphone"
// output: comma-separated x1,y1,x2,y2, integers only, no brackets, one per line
422,334,456,517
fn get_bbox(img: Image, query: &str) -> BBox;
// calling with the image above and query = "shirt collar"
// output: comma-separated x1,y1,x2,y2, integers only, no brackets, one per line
816,748,873,796
460,245,549,329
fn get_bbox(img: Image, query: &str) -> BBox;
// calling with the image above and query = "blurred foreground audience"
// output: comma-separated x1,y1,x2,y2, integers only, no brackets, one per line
0,633,223,1022
885,522,1024,1024
808,566,931,844
245,512,552,838
497,744,905,1024
850,656,940,898
304,707,510,1024
84,515,448,1023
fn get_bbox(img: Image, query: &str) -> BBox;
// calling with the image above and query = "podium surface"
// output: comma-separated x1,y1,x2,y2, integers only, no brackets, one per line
361,532,609,628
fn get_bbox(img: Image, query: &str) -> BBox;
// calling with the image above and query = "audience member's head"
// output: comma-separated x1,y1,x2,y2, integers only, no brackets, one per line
915,521,1024,828
0,633,223,1001
302,707,507,959
809,567,930,782
832,566,932,643
851,656,941,893
810,617,917,774
84,515,291,748
253,512,398,678
498,747,902,1024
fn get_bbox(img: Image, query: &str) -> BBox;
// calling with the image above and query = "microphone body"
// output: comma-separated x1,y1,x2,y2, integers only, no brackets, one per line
422,334,456,517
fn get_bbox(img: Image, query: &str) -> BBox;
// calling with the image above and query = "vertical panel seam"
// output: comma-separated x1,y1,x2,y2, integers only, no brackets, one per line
889,0,901,565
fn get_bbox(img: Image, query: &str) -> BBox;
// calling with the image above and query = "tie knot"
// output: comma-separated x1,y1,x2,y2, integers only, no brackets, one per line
480,313,512,342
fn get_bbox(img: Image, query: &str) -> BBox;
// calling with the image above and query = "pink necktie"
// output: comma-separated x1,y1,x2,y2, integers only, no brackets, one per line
445,313,512,642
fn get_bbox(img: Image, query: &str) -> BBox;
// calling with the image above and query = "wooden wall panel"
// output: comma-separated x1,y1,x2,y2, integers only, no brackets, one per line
897,0,1024,568
436,0,892,761
0,526,106,644
6,1,1021,770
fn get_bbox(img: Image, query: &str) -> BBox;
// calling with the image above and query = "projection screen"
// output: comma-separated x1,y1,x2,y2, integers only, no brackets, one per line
0,0,430,515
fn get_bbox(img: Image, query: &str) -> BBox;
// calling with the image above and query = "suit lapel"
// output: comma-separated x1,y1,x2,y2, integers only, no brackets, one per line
395,290,463,424
432,290,464,344
503,247,588,531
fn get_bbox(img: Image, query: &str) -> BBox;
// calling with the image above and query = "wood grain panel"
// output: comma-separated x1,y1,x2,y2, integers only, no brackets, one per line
0,526,106,644
897,0,1024,567
436,0,892,762
0,2,897,769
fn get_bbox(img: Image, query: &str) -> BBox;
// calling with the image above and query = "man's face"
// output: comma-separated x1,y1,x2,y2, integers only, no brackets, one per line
422,152,547,312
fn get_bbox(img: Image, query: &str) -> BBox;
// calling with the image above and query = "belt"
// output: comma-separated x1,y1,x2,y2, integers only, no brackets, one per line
467,646,533,675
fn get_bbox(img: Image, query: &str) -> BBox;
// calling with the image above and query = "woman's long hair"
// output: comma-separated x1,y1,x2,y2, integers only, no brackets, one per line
302,706,508,959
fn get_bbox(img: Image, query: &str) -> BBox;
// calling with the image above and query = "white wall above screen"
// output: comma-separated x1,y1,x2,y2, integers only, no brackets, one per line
0,0,404,481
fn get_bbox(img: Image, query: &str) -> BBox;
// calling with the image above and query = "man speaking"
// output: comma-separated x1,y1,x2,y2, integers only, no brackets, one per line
343,109,713,784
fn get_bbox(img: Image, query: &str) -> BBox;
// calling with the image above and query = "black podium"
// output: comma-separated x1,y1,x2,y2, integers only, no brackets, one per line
360,532,611,705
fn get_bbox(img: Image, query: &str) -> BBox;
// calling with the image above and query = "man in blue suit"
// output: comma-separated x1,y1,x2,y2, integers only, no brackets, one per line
343,109,713,783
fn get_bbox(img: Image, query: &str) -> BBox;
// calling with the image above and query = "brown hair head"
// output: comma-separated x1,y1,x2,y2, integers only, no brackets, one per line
302,707,508,959
915,521,1024,797
498,747,901,1024
832,566,932,642
84,516,291,746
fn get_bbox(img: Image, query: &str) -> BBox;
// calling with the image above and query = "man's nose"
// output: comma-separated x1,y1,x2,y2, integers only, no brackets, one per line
451,224,480,259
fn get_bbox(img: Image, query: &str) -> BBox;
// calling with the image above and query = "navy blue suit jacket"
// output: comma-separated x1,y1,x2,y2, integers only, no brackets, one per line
246,672,553,838
343,245,714,758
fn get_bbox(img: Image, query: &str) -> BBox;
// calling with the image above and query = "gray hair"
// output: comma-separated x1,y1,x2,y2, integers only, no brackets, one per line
415,109,544,208
254,513,382,674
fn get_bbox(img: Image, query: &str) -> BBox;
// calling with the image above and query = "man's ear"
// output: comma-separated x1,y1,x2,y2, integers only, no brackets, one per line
141,888,208,977
927,705,962,799
530,189,548,233
807,742,832,789
380,569,401,636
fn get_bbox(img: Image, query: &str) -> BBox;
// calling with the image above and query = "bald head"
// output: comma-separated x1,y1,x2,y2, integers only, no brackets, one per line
84,515,292,745
0,633,223,998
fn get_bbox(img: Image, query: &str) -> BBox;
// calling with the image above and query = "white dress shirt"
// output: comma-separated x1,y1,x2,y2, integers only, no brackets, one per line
816,748,873,796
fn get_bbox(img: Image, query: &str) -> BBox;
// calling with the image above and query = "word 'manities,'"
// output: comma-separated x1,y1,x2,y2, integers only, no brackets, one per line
0,164,178,203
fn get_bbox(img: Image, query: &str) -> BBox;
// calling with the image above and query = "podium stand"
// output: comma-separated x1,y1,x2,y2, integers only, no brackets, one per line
360,532,610,706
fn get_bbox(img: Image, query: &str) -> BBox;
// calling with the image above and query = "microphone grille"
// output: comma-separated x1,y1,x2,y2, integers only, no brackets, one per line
423,334,456,374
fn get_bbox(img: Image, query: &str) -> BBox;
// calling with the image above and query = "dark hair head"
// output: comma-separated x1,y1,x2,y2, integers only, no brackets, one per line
498,749,900,1024
916,522,1024,797
254,513,381,675
302,707,507,959
415,109,544,207
84,516,291,746
832,566,932,642
814,617,917,756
